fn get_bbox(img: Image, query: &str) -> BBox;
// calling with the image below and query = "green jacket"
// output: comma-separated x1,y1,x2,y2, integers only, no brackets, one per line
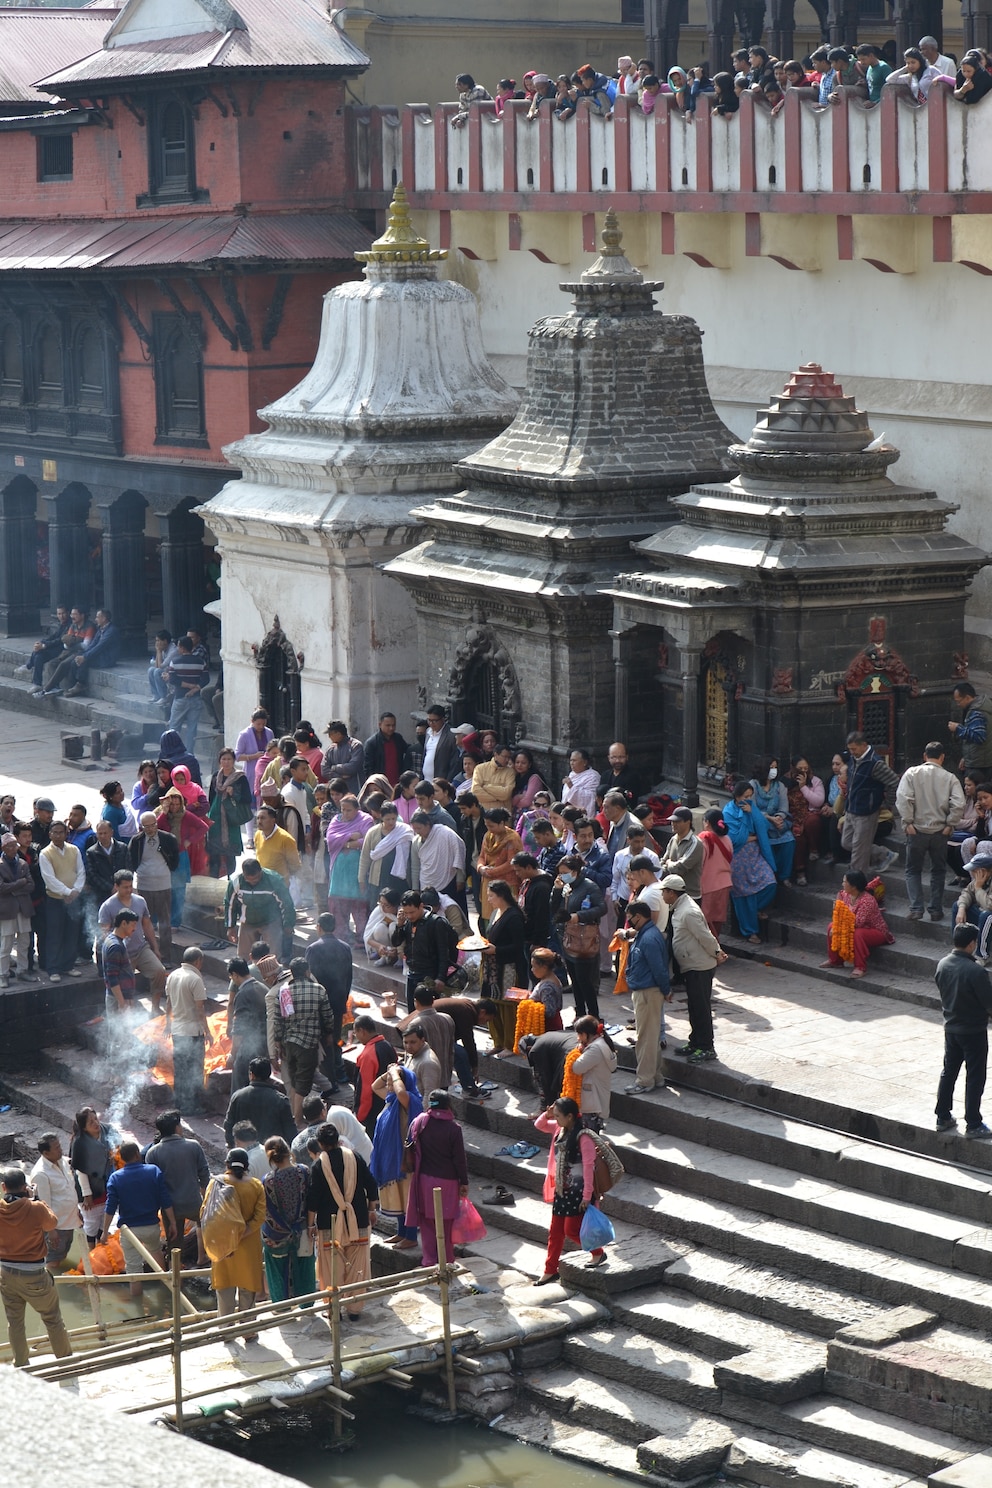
224,867,295,931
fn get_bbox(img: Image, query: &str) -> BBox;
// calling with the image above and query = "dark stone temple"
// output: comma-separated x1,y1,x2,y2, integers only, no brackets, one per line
385,213,736,778
608,364,989,801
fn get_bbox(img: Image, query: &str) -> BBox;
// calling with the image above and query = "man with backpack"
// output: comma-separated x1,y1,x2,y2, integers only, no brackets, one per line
390,890,457,1012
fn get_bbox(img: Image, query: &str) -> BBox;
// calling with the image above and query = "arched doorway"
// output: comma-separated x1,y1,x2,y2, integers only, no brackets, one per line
465,654,501,736
255,617,301,737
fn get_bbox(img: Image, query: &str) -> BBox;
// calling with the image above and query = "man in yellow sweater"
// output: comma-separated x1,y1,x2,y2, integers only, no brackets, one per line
39,820,85,981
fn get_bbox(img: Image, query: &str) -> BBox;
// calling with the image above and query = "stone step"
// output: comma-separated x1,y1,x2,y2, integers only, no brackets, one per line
730,1398,968,1480
660,1250,897,1339
563,1327,723,1414
523,1365,734,1467
825,1329,992,1446
726,1433,927,1488
611,1284,826,1362
487,1406,703,1488
756,911,943,986
722,930,943,1012
461,1093,992,1281
469,1135,992,1333
780,880,961,942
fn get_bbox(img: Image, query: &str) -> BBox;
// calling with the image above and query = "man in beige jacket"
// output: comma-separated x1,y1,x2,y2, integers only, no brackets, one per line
895,743,964,922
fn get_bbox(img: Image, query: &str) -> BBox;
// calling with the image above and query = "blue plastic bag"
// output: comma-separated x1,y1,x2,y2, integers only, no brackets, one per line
579,1203,615,1251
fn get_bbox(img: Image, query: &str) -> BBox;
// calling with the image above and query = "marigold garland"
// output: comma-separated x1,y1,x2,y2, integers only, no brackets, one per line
829,897,856,963
513,998,546,1054
561,1045,583,1104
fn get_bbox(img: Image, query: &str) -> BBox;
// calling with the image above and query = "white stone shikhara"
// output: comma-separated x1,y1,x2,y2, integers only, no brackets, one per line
198,186,517,739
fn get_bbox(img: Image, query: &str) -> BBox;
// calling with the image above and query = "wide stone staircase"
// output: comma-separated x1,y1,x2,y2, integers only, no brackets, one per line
0,636,221,760
2,859,992,1485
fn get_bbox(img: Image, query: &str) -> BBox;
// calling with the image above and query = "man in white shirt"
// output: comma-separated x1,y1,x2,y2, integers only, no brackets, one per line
611,825,661,904
30,1133,81,1271
625,855,668,931
918,35,956,76
39,820,85,981
165,946,210,1114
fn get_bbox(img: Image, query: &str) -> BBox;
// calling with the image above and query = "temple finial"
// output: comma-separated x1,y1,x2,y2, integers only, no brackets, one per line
580,207,643,283
355,182,446,265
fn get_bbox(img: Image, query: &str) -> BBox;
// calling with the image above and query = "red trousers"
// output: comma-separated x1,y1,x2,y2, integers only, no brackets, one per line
545,1211,603,1274
826,926,887,972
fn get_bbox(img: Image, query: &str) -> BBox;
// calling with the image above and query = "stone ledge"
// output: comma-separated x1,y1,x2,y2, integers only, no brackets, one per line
713,1346,826,1405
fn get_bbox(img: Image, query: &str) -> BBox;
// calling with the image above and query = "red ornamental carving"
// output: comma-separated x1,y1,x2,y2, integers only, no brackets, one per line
869,616,886,646
838,643,919,700
771,667,794,695
952,652,970,679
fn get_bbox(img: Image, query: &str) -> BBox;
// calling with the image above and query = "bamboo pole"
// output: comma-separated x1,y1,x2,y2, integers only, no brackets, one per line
0,1306,212,1363
433,1185,457,1414
125,1353,357,1417
52,1266,212,1285
171,1248,184,1435
330,1210,342,1439
118,1225,198,1316
77,1242,107,1344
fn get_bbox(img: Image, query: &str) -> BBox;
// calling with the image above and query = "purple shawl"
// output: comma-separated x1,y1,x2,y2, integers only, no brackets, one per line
325,809,372,870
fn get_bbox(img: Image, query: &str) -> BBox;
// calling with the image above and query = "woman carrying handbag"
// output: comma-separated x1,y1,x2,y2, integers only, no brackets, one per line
551,853,606,1020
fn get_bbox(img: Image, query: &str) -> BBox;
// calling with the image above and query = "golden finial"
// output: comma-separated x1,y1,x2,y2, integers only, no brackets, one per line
355,182,446,264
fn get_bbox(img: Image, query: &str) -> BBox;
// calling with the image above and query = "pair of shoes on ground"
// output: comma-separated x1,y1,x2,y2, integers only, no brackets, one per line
936,1117,992,1139
496,1141,540,1159
625,1080,666,1095
480,1184,515,1206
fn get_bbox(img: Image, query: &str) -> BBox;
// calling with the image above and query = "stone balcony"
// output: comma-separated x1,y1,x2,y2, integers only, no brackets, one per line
349,86,992,261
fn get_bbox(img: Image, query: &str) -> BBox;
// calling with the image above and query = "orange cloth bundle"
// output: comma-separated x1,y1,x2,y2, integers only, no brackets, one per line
512,998,546,1053
829,897,856,963
66,1233,125,1277
609,930,630,994
561,1045,583,1104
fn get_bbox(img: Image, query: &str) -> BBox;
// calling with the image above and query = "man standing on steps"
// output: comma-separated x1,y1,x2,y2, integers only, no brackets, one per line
129,813,179,965
225,857,295,960
0,1166,73,1366
624,898,671,1096
304,912,353,1090
661,874,728,1064
949,680,992,777
38,820,85,982
97,868,167,1014
841,731,900,879
0,831,34,989
896,743,965,923
100,1140,176,1300
165,947,211,1116
935,924,992,1140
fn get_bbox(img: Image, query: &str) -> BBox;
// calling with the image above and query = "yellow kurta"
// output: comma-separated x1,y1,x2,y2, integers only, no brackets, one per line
210,1175,267,1293
253,824,302,880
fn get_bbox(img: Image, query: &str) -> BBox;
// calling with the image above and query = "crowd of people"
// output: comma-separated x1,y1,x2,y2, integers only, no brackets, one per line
444,35,990,125
6,666,992,1359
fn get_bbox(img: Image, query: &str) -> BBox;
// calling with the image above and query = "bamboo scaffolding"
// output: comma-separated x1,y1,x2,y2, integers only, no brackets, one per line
51,1266,212,1286
118,1225,198,1316
77,1240,107,1343
433,1185,457,1414
171,1248,184,1435
124,1359,356,1417
0,1304,214,1363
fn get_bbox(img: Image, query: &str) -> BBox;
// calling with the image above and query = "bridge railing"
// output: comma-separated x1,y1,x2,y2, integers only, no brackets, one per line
348,84,992,210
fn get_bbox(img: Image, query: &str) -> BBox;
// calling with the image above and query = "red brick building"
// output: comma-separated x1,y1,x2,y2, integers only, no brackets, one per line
0,0,371,650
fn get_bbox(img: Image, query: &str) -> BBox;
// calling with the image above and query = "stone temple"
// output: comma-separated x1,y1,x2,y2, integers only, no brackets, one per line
385,212,736,778
198,186,518,737
607,364,989,800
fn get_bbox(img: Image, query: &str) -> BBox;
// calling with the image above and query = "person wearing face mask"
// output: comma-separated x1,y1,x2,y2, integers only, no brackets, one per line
748,758,795,883
551,853,606,1020
723,781,778,944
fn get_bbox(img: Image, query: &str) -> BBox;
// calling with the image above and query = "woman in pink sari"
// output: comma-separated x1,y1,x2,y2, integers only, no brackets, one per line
326,795,373,945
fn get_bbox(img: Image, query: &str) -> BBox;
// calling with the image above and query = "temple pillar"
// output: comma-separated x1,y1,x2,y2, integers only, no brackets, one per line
826,0,860,46
707,0,737,82
767,0,795,63
680,645,701,807
159,501,205,637
0,476,39,635
611,629,631,743
647,0,683,76
963,0,992,51
893,0,927,57
46,484,93,616
100,490,148,656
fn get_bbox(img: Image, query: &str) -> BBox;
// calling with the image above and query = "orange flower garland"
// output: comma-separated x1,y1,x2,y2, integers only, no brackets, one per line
829,896,856,963
561,1045,583,1104
513,998,546,1054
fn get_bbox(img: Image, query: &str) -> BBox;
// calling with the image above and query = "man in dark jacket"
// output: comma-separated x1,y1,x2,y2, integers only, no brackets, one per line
935,924,992,1139
950,681,992,776
362,712,410,787
85,821,130,901
16,605,69,692
0,832,34,988
522,1028,578,1106
841,731,900,877
390,890,454,1011
421,705,460,781
129,814,180,963
322,721,365,789
304,912,353,1084
224,1056,297,1146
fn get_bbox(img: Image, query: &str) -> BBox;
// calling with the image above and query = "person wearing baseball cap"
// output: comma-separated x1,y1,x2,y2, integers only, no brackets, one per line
660,875,727,1064
29,799,56,850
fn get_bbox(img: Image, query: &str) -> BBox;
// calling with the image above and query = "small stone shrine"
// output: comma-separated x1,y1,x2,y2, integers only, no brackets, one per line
386,212,736,773
198,185,518,736
607,364,989,801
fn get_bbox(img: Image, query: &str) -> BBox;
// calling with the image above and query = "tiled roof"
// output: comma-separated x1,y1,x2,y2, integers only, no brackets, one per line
38,0,369,91
0,209,373,270
0,7,118,103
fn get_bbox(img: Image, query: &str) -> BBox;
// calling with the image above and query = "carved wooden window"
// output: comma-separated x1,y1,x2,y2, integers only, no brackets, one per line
36,325,63,407
75,325,105,409
703,661,729,767
38,133,73,182
0,324,22,404
154,313,206,446
857,693,894,762
140,94,206,206
466,656,500,736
